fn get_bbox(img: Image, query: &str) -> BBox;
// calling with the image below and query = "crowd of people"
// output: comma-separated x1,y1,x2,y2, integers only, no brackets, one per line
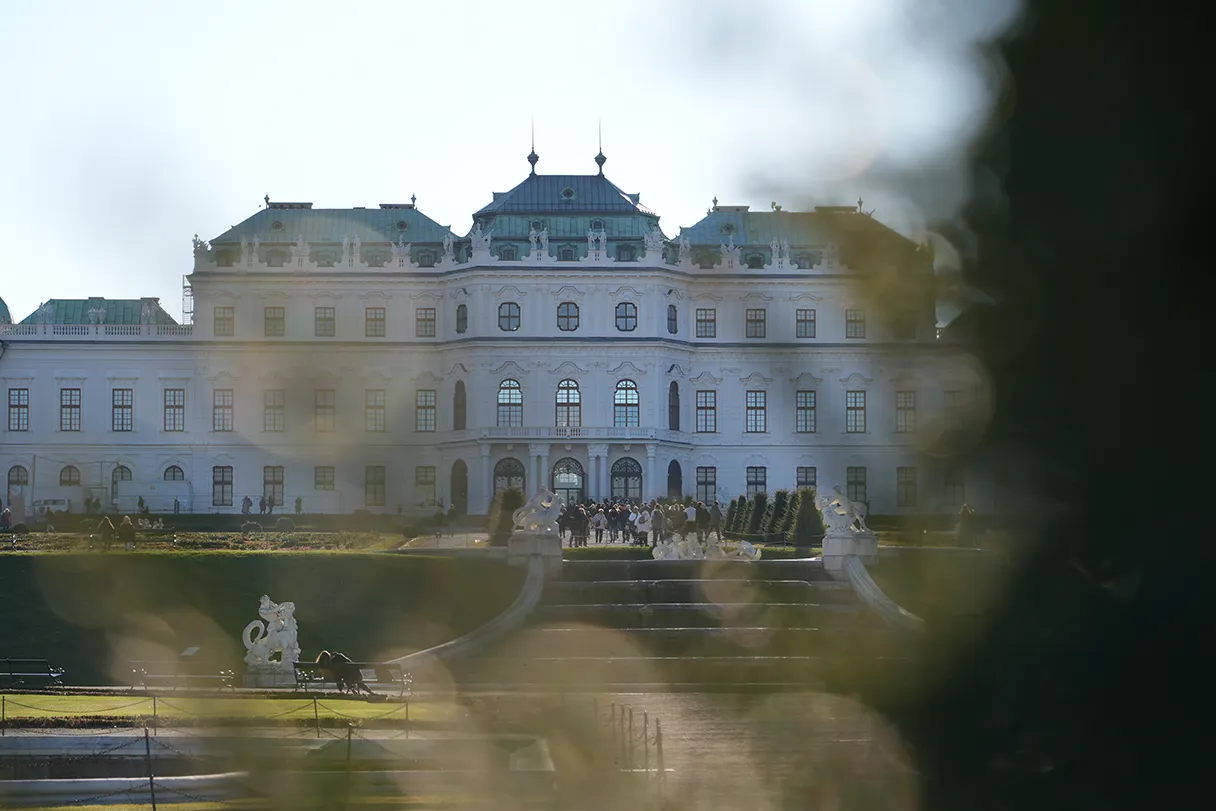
554,498,725,548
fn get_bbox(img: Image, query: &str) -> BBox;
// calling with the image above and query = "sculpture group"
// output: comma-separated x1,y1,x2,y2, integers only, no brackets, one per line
512,487,565,535
815,486,871,535
652,534,761,561
243,594,300,669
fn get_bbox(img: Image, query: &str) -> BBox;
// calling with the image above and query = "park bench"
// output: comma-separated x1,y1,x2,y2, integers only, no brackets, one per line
293,662,411,697
0,658,66,688
129,660,236,691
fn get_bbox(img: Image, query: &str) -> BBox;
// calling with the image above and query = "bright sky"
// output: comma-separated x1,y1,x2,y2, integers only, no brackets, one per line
0,0,1020,322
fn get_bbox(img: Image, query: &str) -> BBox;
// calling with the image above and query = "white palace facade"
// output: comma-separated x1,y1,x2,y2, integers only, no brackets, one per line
0,150,989,519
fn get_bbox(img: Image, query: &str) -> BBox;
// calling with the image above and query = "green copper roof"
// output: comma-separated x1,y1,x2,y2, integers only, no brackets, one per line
474,174,657,217
677,208,907,247
18,298,178,326
474,214,663,240
0,295,10,324
210,206,456,245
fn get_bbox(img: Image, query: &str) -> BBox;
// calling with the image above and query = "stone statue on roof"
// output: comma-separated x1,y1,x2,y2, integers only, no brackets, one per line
770,238,781,264
678,235,691,263
538,229,549,251
353,235,362,264
443,232,454,258
38,303,53,324
140,301,154,325
528,226,538,254
781,238,790,262
643,225,664,252
192,233,210,255
470,224,493,251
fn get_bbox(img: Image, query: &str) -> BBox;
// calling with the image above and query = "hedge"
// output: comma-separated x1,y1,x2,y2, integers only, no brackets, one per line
0,552,523,685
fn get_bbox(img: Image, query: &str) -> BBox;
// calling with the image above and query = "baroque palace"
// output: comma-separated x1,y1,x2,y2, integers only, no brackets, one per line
0,148,987,519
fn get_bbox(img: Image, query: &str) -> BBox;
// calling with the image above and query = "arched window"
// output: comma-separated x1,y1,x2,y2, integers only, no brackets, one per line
60,466,81,486
556,302,579,331
667,460,683,500
498,245,517,261
590,219,604,231
7,465,29,505
498,302,520,331
551,458,585,504
615,302,637,332
616,244,636,262
668,381,680,431
614,379,640,427
667,304,678,335
497,379,523,427
112,465,132,493
611,457,643,500
455,304,468,334
746,254,764,269
556,379,581,428
493,457,526,497
453,381,467,430
164,465,185,481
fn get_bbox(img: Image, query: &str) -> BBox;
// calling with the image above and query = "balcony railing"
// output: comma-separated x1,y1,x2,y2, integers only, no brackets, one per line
472,426,692,443
0,324,194,339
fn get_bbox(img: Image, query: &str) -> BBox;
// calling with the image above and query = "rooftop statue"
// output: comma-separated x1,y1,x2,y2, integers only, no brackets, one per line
528,227,538,253
538,229,549,251
470,223,493,251
442,232,454,258
512,487,565,535
644,225,665,252
678,235,691,263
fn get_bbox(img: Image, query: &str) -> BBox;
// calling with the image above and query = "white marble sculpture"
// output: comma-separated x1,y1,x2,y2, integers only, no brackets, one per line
733,538,762,561
816,486,870,534
390,239,412,268
243,594,300,669
442,232,455,262
705,536,729,558
538,229,549,252
470,223,493,252
140,301,154,325
528,226,539,254
678,235,691,264
38,302,54,324
512,486,565,534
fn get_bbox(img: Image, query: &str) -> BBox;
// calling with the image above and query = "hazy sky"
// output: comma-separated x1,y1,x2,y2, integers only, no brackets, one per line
0,0,1020,322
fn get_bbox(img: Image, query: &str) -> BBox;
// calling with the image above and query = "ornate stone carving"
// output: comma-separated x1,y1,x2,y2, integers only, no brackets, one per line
470,223,493,252
442,232,455,263
192,234,211,255
512,487,565,534
290,234,312,268
678,235,691,264
389,239,412,268
816,486,871,534
140,301,155,325
243,594,300,670
643,225,665,252
528,226,539,255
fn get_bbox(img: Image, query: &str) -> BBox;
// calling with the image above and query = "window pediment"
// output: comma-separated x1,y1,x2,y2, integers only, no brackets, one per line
689,372,722,386
838,372,873,387
608,361,645,376
790,372,824,387
490,360,530,376
550,361,589,376
493,285,528,299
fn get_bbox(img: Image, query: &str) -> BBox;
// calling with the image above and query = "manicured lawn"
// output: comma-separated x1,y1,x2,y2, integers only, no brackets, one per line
0,693,451,723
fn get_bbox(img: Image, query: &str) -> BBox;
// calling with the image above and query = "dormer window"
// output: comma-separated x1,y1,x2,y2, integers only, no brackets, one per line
590,219,604,231
561,187,575,200
396,220,409,232
617,244,636,262
498,245,517,261
796,253,811,269
558,246,575,261
746,254,764,269
530,219,544,231
722,223,736,235
417,251,435,268
271,220,284,232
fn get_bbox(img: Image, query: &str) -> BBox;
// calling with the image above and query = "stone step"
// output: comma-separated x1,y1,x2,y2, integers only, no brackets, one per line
557,559,832,582
501,625,902,658
533,602,868,629
541,578,856,606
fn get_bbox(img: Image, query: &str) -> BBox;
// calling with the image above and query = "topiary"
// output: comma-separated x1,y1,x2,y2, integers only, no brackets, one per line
275,517,295,532
763,490,790,541
778,490,801,538
241,521,261,534
788,488,826,546
723,498,739,535
488,487,525,546
746,491,768,538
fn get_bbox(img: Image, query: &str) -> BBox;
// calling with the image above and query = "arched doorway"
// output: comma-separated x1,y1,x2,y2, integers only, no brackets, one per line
611,457,643,501
551,458,585,505
493,457,526,498
667,460,683,500
112,464,132,502
7,465,29,508
450,460,468,515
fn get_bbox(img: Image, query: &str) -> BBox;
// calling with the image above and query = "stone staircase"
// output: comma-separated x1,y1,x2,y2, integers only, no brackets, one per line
450,559,915,692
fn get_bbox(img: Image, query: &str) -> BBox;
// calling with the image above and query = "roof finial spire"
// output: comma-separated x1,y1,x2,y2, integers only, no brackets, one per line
527,119,539,176
594,119,606,176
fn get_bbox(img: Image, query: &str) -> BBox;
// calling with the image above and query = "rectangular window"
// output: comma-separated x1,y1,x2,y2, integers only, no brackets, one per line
745,390,767,433
365,306,386,338
695,308,717,338
795,390,817,433
213,306,234,336
695,466,717,504
263,389,285,432
163,389,184,432
846,390,867,433
263,465,284,506
695,390,717,433
944,390,965,429
314,306,336,337
415,307,436,337
415,389,436,432
847,466,867,505
746,466,767,498
365,389,386,432
897,466,918,507
8,388,29,431
846,309,866,339
415,465,437,505
314,466,335,491
264,306,285,337
944,463,965,507
745,308,767,338
212,389,234,432
212,465,233,507
895,391,916,433
364,465,386,507
111,388,133,432
796,308,817,338
796,466,817,489
315,389,335,432
59,388,81,432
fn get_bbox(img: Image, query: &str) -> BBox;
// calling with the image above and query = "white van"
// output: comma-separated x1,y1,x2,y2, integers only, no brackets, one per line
31,498,70,520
